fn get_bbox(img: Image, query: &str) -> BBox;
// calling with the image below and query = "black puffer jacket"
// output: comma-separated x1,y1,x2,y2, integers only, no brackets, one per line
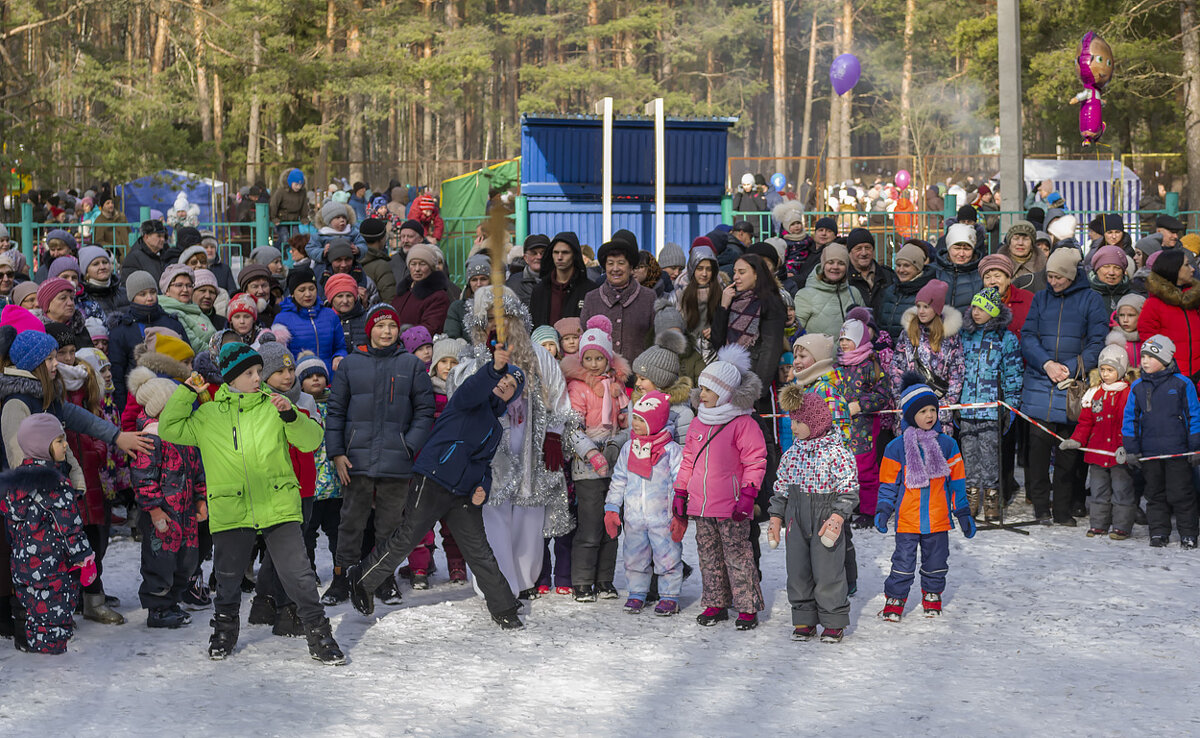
529,231,598,326
325,343,436,479
875,266,936,340
107,303,189,409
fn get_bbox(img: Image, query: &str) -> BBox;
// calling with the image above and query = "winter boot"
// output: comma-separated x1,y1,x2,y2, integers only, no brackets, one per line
103,592,121,608
0,595,12,640
491,610,525,630
966,486,981,517
596,582,619,599
536,585,552,596
623,597,645,614
321,567,350,606
304,618,347,665
1150,536,1169,548
792,624,818,641
880,597,906,622
208,612,239,660
735,612,758,631
922,590,942,617
983,488,1001,522
1086,527,1107,538
11,602,31,653
346,564,374,616
82,592,125,625
1109,529,1130,541
375,575,403,605
411,571,431,590
820,627,845,643
272,604,304,637
248,595,277,625
181,573,212,609
147,607,190,629
653,599,679,616
518,587,540,600
448,566,467,584
573,585,597,603
696,607,728,626
1182,536,1198,550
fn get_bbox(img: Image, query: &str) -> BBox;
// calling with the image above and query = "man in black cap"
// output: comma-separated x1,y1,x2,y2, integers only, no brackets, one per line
121,219,168,283
730,220,756,248
359,217,396,302
507,234,548,304
845,228,896,309
390,218,426,286
1157,213,1185,250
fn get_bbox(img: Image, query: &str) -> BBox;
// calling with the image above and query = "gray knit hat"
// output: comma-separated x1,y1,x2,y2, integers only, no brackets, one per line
258,341,295,383
633,329,687,389
465,254,491,280
657,242,686,270
430,335,466,370
653,297,686,335
125,270,158,301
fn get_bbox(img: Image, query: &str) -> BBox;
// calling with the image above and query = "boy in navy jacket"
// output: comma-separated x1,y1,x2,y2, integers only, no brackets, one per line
1122,334,1200,548
347,344,527,629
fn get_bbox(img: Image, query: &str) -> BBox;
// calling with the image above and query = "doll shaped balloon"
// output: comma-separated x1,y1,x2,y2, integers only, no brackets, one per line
1070,31,1114,147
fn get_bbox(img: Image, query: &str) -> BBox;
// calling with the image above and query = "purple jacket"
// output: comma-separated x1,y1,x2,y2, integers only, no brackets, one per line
581,280,656,364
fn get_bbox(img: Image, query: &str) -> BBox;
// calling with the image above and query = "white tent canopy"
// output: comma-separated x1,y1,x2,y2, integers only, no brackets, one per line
997,158,1142,239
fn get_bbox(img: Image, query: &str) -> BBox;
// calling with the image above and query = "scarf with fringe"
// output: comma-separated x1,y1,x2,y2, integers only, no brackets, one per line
902,426,950,490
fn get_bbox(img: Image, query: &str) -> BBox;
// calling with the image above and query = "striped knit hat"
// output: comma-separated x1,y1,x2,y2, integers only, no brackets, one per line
898,372,939,428
296,351,328,384
218,342,263,383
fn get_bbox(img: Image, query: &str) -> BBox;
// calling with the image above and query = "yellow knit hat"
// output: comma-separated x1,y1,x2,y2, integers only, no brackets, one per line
1180,233,1200,256
150,332,195,364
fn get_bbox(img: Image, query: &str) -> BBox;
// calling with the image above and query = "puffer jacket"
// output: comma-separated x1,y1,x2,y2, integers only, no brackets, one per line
443,295,471,340
325,343,436,480
934,247,984,312
81,277,129,321
158,384,322,534
892,305,965,412
1139,273,1200,379
0,460,93,578
1020,267,1109,423
335,301,368,351
271,297,348,373
675,413,766,519
563,351,632,480
1069,382,1130,467
793,272,864,338
119,239,165,283
958,306,1022,422
107,303,189,409
131,415,205,550
875,266,936,339
604,441,683,528
835,358,890,454
158,296,217,355
1122,366,1200,457
767,431,859,520
63,386,109,527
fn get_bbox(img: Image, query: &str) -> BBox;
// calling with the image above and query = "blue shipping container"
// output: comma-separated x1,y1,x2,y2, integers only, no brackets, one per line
527,199,725,254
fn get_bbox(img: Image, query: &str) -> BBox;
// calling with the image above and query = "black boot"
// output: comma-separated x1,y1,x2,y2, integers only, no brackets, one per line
147,606,190,629
320,567,350,606
305,618,347,665
375,575,403,605
0,595,13,640
247,595,277,625
491,608,524,630
346,565,374,616
272,604,304,637
11,600,31,653
208,612,239,660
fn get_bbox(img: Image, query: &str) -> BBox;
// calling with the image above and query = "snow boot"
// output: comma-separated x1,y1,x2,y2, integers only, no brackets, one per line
103,592,121,608
966,486,981,517
448,565,467,584
1086,527,1107,538
491,610,524,630
375,575,403,605
1150,536,1169,548
653,599,679,616
983,488,1001,522
696,607,729,626
11,602,31,653
346,564,374,616
0,595,12,640
304,618,347,665
518,587,540,600
735,612,758,631
82,592,125,625
573,585,597,603
1109,529,1130,541
792,624,818,641
596,582,619,599
1182,536,1198,550
536,585,552,596
147,606,190,629
555,586,573,596
321,567,350,606
272,604,304,637
181,573,212,609
208,612,239,660
623,597,645,614
411,572,431,590
248,595,276,625
820,627,844,643
922,590,942,617
880,597,906,622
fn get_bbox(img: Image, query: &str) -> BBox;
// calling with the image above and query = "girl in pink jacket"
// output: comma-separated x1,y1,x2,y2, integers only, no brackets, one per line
672,344,767,630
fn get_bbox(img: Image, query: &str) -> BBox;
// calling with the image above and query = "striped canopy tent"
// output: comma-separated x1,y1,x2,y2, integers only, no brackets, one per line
1008,159,1142,243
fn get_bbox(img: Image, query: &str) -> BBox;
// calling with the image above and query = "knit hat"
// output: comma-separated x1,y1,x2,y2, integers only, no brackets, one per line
633,329,686,389
1142,334,1176,367
821,242,849,266
899,373,940,428
1098,343,1129,377
553,317,582,340
286,168,305,187
1035,230,1052,245
295,351,328,384
956,205,978,222
1152,248,1187,284
401,325,433,355
813,216,838,233
578,315,614,362
1090,245,1127,272
76,347,109,377
319,199,348,226
792,333,836,365
504,364,526,403
177,244,207,267
148,332,195,364
48,256,80,280
779,386,832,440
45,322,75,349
159,264,194,293
237,263,273,291
465,254,491,280
1045,248,1082,281
894,242,927,268
359,218,387,241
653,299,686,336
1005,220,1036,242
192,268,218,291
1101,213,1123,232
399,219,425,237
970,287,1003,318
129,371,177,419
286,266,317,295
945,222,977,248
631,390,671,436
227,292,258,321
365,303,400,336
698,358,743,406
45,229,77,252
406,243,439,270
1182,233,1200,256
141,219,167,236
125,270,158,301
430,336,466,369
17,413,65,461
85,316,108,341
36,278,74,314
258,341,295,380
914,278,949,314
839,319,866,348
249,245,282,267
657,242,686,270
978,253,1015,278
218,342,263,383
1115,293,1146,314
324,273,358,301
845,228,874,251
530,325,560,351
1047,214,1078,242
9,329,58,371
1,304,44,334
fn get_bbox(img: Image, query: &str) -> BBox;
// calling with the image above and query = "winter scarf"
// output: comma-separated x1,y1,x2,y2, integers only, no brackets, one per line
58,362,89,392
697,401,753,426
628,428,674,479
726,290,761,349
902,425,950,490
837,342,873,366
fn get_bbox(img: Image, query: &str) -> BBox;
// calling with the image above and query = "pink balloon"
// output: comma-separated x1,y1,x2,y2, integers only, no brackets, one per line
894,170,911,190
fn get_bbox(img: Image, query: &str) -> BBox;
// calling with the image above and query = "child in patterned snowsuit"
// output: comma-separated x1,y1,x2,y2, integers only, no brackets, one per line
128,370,206,629
0,414,94,653
834,318,890,525
604,391,684,616
769,388,859,642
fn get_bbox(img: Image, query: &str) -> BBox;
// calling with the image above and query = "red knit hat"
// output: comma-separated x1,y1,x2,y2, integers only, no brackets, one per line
227,292,258,321
365,303,400,335
324,273,358,301
791,390,833,440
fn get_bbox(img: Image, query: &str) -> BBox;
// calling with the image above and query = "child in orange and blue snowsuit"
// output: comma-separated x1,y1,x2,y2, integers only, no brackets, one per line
875,374,975,621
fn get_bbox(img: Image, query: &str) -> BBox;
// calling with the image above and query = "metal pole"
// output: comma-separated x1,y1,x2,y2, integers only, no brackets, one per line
997,0,1024,231
20,201,33,267
645,98,665,256
594,97,614,243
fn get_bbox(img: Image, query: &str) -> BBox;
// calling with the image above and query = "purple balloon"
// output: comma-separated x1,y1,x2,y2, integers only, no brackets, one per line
830,54,861,96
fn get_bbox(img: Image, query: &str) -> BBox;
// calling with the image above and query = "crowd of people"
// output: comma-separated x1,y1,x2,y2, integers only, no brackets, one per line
1,172,1198,662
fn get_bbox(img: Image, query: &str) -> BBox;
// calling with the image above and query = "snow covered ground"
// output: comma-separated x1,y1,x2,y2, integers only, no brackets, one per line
3,501,1199,737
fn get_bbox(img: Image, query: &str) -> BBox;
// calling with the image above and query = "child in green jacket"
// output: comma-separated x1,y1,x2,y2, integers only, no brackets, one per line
158,342,345,665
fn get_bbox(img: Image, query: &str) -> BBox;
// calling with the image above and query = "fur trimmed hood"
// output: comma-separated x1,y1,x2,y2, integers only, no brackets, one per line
560,351,632,396
899,304,963,338
960,304,1012,335
1146,272,1200,309
134,349,192,381
633,375,693,406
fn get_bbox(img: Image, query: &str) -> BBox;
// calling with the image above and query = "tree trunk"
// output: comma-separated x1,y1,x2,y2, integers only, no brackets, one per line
316,0,336,192
447,0,465,161
772,0,786,174
213,71,224,153
193,0,212,142
839,0,853,184
246,27,261,185
799,10,818,186
347,0,364,185
899,0,914,159
150,2,169,77
422,0,434,163
1182,0,1200,222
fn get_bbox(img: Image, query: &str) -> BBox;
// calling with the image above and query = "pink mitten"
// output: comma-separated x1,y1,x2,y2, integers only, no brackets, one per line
731,484,757,522
604,510,622,539
669,517,688,543
76,555,97,587
589,453,608,474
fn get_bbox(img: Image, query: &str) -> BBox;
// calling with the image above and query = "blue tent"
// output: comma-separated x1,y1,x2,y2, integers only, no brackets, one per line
116,169,229,226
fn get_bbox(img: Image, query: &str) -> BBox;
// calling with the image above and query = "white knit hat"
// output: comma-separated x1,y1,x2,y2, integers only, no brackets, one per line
1047,213,1078,242
578,315,614,362
1097,343,1129,376
839,318,866,349
430,335,466,369
946,222,977,248
128,367,177,419
698,359,742,405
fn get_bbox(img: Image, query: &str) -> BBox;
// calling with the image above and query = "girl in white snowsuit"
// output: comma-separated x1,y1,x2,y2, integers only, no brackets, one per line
603,391,684,616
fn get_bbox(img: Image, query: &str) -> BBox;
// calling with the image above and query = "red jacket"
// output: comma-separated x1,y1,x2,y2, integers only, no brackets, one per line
1069,383,1130,467
1139,273,1200,379
289,407,317,499
1003,285,1033,339
407,194,444,241
391,270,451,335
65,387,109,526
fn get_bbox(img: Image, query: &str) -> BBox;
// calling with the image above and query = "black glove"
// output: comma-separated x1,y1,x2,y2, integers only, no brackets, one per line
1126,453,1141,470
279,406,298,423
1190,453,1200,467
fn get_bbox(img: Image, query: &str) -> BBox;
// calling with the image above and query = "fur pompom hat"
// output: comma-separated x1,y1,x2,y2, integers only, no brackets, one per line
697,344,760,407
778,384,832,439
578,315,614,362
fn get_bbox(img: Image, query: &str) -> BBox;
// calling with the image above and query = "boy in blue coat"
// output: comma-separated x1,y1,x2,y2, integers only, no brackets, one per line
347,344,527,629
1122,334,1200,548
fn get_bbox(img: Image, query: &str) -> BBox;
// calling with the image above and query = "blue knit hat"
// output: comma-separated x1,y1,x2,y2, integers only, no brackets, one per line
899,372,939,428
9,330,58,372
506,364,526,403
286,168,305,187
